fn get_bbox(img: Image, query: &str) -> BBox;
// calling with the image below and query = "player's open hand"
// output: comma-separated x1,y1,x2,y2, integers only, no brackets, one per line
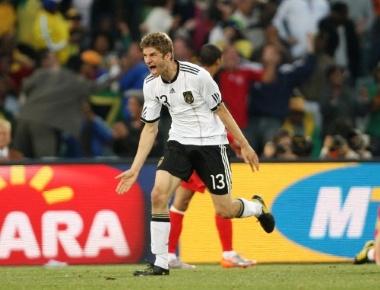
115,169,138,194
240,144,259,172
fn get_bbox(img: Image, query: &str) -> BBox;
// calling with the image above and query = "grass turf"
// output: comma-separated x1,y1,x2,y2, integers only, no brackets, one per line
0,263,379,290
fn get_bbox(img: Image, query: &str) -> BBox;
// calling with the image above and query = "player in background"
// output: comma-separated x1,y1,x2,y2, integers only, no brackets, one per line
168,44,255,269
354,207,380,265
116,32,275,276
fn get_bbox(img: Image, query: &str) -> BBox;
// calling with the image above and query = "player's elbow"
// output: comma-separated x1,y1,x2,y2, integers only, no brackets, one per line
143,122,159,136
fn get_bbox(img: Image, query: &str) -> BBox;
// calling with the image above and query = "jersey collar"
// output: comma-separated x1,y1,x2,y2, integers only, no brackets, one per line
161,60,179,84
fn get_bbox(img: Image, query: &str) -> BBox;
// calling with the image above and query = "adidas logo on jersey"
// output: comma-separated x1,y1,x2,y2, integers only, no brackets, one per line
170,88,175,94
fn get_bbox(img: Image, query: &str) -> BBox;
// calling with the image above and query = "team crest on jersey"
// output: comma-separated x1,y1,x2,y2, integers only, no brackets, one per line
183,91,194,104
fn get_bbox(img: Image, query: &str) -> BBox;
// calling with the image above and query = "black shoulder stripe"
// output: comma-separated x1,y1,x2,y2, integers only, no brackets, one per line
180,63,200,70
212,93,221,102
180,64,200,72
145,75,155,83
180,68,199,75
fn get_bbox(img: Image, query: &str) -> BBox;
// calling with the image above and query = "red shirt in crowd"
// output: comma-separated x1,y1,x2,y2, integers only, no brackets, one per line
218,63,263,129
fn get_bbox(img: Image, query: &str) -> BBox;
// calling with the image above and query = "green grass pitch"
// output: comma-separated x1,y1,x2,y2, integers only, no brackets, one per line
0,263,379,290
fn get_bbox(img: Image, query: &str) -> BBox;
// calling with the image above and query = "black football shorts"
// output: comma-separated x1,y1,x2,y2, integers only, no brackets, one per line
157,140,232,195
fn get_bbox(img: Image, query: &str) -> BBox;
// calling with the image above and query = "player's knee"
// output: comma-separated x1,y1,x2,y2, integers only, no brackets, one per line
151,186,169,208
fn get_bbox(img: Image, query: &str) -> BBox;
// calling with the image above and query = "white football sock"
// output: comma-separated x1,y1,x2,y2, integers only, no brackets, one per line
237,198,262,218
151,220,170,269
223,251,237,259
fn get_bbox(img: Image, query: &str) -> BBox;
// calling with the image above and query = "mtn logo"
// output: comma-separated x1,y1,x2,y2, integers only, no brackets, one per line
272,164,380,258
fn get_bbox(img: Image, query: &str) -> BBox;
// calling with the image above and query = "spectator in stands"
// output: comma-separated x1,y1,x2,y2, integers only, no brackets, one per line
15,0,40,49
370,9,380,70
290,134,313,158
331,0,374,35
177,0,214,52
65,50,120,157
0,0,16,38
318,2,360,82
230,0,265,49
13,50,90,158
262,129,297,160
112,94,163,157
319,134,359,159
282,96,321,157
79,49,103,80
140,0,174,34
373,0,380,17
0,74,18,124
248,34,315,154
208,0,236,47
273,0,329,58
300,32,335,103
65,8,86,58
91,32,116,69
330,0,374,74
319,65,368,138
80,102,113,157
0,118,23,161
119,42,148,90
71,0,94,30
32,0,70,64
117,0,143,42
346,128,372,159
362,64,380,156
119,42,149,121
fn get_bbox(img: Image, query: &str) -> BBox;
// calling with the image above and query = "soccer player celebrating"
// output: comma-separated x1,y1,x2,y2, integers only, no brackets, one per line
169,44,255,269
116,32,275,276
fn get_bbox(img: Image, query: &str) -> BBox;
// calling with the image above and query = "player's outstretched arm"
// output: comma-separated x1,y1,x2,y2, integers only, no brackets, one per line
115,121,159,194
215,103,259,172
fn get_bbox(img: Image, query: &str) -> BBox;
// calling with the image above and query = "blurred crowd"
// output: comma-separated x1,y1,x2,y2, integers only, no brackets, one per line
0,0,379,161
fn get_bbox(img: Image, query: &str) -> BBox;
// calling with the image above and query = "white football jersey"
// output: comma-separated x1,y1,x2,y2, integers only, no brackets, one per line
141,61,228,145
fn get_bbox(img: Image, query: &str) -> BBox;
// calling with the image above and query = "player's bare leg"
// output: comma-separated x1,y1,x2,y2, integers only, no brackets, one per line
210,193,275,233
172,186,195,211
134,170,181,276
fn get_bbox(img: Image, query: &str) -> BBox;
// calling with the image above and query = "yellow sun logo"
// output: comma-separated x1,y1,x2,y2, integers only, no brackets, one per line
0,165,74,204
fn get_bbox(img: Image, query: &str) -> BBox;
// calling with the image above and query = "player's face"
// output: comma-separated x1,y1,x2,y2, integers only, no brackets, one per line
143,47,170,77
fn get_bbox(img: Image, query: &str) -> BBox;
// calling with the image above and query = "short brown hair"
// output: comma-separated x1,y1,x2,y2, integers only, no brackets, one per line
199,44,222,66
140,32,173,56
